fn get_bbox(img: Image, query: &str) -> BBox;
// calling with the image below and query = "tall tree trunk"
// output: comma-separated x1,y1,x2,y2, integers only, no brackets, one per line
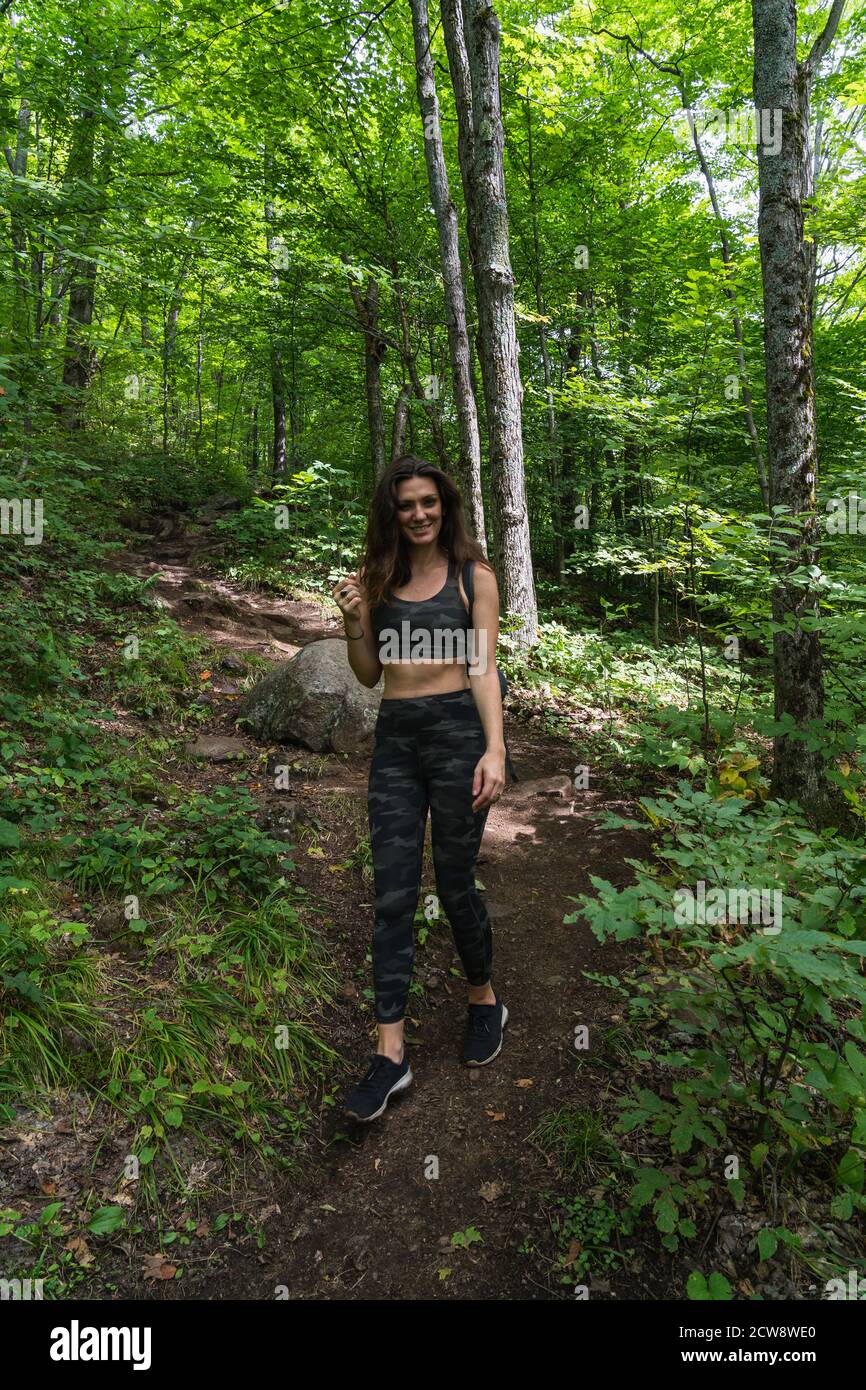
524,94,559,573
346,268,387,480
440,0,480,274
559,308,584,569
443,0,537,647
60,71,104,428
160,235,197,454
264,154,287,481
5,94,31,366
410,0,486,547
387,243,450,472
270,344,287,480
288,277,301,464
194,274,205,450
30,110,46,352
751,0,845,812
391,381,412,464
614,252,643,539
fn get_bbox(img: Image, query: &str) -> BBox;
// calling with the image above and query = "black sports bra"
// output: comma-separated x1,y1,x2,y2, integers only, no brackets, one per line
369,555,470,656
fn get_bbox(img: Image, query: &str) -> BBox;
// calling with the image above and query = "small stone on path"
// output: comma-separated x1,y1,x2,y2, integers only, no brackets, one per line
187,735,248,762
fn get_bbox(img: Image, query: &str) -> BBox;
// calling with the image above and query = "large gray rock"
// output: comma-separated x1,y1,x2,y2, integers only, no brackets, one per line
235,639,383,752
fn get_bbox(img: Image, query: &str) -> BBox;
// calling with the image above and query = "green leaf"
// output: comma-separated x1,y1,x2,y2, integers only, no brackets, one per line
756,1228,778,1262
0,820,20,848
836,1148,864,1192
88,1205,126,1236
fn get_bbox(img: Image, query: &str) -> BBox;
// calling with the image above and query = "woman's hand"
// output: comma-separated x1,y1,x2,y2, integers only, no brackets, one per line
472,749,506,812
332,571,363,623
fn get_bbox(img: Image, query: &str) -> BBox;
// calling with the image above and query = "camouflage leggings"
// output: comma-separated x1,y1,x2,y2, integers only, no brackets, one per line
367,688,493,1023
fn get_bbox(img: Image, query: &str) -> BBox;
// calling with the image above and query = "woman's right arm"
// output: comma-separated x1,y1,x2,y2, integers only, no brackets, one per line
331,567,383,689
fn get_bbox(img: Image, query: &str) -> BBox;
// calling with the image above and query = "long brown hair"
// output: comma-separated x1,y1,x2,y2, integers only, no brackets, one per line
359,455,491,610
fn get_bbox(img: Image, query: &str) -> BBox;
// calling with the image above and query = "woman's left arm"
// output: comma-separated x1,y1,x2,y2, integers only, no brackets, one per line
463,563,506,812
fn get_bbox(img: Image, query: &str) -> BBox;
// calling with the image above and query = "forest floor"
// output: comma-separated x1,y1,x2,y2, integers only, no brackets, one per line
93,515,660,1301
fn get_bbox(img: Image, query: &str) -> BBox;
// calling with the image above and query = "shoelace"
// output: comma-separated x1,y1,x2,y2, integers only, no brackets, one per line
356,1055,397,1093
468,1008,493,1038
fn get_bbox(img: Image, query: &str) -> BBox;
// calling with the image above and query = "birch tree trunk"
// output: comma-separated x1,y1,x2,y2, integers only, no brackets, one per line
751,0,845,812
410,0,486,547
443,0,537,647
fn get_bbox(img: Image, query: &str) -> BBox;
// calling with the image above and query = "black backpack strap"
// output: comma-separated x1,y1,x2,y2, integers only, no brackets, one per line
461,557,474,622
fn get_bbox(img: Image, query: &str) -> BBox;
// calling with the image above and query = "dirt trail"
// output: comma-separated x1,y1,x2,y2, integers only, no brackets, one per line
116,522,646,1301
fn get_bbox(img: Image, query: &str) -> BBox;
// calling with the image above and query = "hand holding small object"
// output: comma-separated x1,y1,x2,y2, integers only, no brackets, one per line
332,572,364,636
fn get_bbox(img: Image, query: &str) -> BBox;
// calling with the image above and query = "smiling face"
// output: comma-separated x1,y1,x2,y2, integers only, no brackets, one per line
394,475,444,552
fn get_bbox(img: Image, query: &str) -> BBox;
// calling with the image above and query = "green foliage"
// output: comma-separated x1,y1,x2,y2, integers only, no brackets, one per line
530,1104,620,1181
450,1226,483,1248
687,1270,733,1300
552,1186,634,1287
566,784,866,1252
54,787,291,899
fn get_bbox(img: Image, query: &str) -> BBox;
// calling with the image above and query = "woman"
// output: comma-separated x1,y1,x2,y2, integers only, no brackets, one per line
331,455,514,1122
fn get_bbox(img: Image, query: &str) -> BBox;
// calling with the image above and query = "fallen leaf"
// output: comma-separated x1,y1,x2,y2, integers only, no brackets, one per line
142,1253,177,1281
479,1181,506,1203
64,1236,94,1267
564,1239,582,1267
195,1221,210,1238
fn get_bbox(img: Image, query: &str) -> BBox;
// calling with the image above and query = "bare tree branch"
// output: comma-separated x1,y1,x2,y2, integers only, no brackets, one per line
804,0,847,80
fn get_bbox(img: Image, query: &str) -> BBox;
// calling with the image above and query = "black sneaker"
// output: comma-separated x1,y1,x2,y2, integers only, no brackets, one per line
343,1052,413,1122
463,995,509,1065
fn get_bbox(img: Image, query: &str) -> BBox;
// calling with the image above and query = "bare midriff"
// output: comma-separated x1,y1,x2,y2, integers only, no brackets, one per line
380,659,472,700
